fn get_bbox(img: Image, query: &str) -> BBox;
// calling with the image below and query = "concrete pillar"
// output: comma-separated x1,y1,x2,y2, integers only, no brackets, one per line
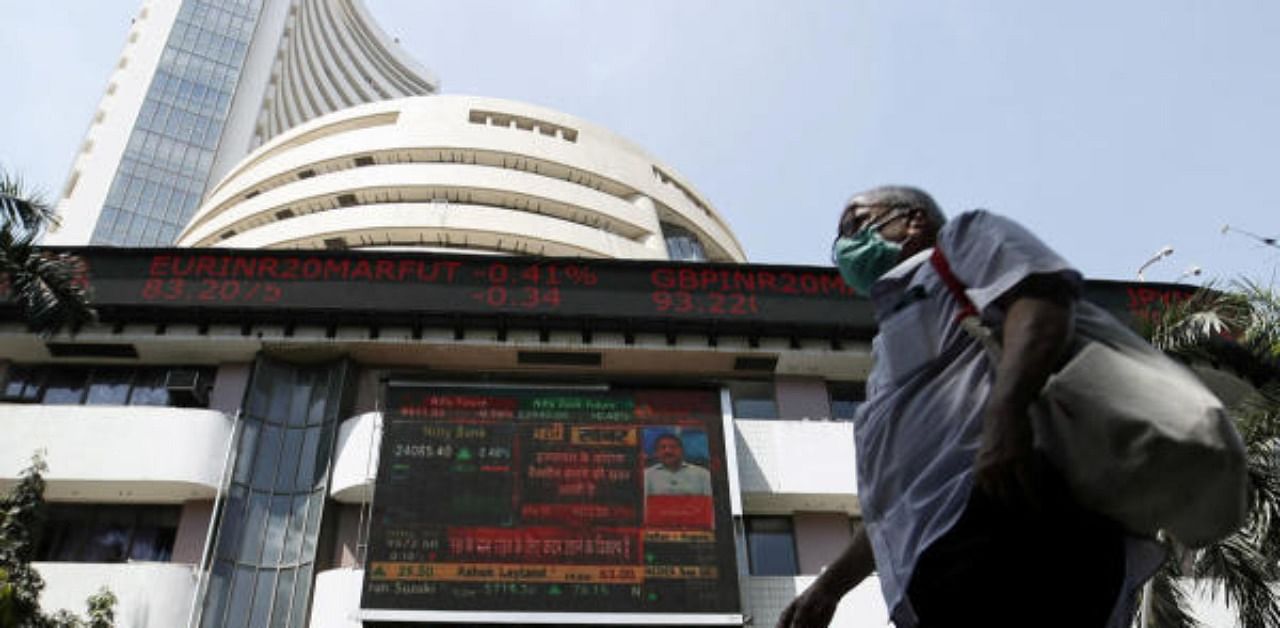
208,363,251,415
329,503,364,568
172,499,214,564
793,512,854,575
775,376,832,420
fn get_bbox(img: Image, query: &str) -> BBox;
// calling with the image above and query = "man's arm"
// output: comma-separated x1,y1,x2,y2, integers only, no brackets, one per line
973,274,1075,507
775,523,875,628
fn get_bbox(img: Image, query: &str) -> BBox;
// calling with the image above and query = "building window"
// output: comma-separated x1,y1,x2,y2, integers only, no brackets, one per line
828,382,866,421
1,365,215,408
729,381,778,419
661,222,708,262
746,516,798,576
199,358,348,628
36,504,180,563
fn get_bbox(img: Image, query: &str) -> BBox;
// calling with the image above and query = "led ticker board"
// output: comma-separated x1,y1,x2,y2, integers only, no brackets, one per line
361,385,741,619
34,247,870,334
5,248,1197,338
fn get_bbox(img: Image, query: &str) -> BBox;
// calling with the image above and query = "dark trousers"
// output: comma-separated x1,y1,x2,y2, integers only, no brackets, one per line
906,473,1127,628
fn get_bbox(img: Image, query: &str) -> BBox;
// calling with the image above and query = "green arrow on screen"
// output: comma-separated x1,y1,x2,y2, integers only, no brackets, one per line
548,585,563,596
457,447,472,461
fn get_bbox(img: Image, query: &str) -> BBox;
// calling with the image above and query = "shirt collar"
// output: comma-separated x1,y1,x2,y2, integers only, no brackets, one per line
870,248,933,305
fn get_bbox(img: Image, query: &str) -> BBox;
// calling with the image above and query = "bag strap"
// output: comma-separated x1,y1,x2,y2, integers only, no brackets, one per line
928,247,1002,360
928,248,977,321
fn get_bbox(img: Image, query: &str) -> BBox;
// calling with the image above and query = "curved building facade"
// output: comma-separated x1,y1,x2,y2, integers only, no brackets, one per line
256,0,436,144
48,0,437,247
178,96,745,262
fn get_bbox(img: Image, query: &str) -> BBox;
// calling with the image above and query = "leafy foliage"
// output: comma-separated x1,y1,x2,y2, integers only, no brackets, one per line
1148,558,1200,628
1141,282,1280,627
0,168,95,336
0,454,116,628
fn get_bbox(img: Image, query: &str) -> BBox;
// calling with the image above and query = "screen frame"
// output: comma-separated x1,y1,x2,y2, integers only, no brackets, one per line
360,380,745,623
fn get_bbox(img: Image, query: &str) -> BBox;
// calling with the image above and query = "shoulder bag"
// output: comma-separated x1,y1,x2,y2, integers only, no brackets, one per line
929,247,1247,547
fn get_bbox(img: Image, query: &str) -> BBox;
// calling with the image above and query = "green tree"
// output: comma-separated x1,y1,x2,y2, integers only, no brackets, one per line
0,454,117,628
0,169,94,336
1141,282,1280,627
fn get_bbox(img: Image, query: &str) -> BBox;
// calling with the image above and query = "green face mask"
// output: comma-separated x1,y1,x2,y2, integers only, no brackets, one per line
833,228,903,294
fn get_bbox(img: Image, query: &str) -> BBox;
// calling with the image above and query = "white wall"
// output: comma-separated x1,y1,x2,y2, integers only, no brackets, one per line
310,568,364,628
330,412,378,503
743,576,888,628
735,420,859,513
36,562,198,628
0,404,233,502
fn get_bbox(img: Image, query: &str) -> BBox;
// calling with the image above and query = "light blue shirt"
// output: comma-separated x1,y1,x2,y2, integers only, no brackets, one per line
645,462,712,495
856,210,1088,626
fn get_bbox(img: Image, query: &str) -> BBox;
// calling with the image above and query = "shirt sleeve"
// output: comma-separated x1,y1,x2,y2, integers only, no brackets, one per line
936,210,1082,317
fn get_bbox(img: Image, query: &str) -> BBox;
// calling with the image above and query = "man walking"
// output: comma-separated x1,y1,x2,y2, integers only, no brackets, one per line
777,186,1150,628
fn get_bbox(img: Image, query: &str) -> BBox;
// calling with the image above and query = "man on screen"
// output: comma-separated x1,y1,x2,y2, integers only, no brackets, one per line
644,433,712,496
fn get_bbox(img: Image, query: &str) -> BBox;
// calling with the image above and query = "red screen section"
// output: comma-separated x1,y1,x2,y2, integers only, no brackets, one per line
644,495,714,529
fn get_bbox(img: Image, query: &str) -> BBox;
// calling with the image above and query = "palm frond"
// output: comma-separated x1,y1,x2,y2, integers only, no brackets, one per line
0,223,95,336
1145,279,1280,627
0,168,95,336
1143,283,1250,359
0,167,58,235
1233,279,1280,366
1192,529,1280,627
1232,384,1280,564
1147,557,1201,628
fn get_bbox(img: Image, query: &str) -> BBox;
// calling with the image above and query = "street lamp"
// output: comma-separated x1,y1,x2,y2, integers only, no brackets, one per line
1136,245,1174,282
1177,266,1203,282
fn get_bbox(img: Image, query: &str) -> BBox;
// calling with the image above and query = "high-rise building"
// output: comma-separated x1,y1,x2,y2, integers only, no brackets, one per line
46,0,437,247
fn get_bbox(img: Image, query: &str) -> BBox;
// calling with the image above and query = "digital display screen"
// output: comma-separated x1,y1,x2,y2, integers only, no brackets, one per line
5,248,1193,338
360,386,741,617
51,248,869,332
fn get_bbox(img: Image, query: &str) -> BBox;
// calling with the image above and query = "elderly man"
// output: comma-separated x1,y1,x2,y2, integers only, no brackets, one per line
777,186,1149,628
644,433,712,496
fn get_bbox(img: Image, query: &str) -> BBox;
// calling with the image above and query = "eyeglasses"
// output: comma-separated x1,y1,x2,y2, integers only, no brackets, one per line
837,203,923,239
831,204,924,264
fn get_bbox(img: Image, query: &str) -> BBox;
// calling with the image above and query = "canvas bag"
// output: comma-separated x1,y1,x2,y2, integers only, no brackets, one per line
929,248,1248,547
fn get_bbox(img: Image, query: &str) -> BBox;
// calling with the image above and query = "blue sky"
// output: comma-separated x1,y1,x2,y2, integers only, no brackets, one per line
2,1,1277,283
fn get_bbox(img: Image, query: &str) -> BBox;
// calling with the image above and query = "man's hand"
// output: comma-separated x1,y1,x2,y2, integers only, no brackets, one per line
774,525,875,628
974,396,1040,510
775,579,841,628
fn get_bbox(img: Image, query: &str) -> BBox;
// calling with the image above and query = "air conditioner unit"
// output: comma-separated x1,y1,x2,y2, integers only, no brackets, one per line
164,369,208,407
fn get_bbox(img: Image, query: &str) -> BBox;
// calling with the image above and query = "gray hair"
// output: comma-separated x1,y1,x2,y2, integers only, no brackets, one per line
843,185,946,229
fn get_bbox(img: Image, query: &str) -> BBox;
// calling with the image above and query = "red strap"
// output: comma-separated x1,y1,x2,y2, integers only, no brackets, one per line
929,248,978,322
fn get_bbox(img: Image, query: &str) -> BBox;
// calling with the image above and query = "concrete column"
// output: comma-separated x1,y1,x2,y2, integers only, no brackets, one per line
172,499,214,564
329,503,364,568
352,367,381,416
208,362,251,415
793,512,854,575
775,376,832,420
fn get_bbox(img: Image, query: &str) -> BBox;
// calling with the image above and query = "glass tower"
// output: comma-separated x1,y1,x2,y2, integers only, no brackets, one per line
91,0,265,246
